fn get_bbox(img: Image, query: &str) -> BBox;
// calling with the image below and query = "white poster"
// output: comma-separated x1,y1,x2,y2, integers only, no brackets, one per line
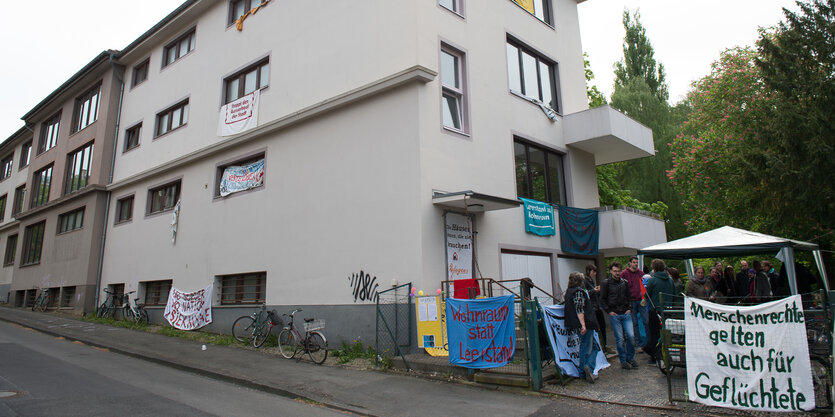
218,90,259,136
540,303,609,377
445,213,472,281
164,284,213,330
219,159,265,196
685,295,815,412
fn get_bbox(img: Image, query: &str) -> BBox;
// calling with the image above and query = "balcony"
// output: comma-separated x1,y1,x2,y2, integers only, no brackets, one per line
563,105,654,165
597,207,667,257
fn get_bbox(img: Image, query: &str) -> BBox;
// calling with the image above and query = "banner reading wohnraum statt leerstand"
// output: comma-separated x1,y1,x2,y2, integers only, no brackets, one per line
446,295,515,369
685,295,815,412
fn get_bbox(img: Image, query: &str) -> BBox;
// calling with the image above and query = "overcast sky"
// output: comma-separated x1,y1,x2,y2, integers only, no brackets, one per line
0,1,800,139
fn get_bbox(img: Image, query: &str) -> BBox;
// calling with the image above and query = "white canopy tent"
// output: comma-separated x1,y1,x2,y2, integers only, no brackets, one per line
638,226,829,295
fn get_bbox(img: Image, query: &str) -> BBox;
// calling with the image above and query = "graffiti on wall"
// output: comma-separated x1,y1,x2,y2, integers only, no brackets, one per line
348,270,379,303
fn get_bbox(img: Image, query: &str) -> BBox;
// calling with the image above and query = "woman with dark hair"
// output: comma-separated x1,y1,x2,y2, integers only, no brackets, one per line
723,266,736,300
668,267,685,302
564,271,599,383
685,266,708,299
583,264,608,354
707,267,729,304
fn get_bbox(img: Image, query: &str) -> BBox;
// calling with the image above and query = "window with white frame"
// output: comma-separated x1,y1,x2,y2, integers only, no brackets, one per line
39,113,60,154
439,0,462,14
511,0,552,25
440,45,467,132
57,207,84,234
64,142,94,195
506,38,558,112
19,141,31,168
0,155,13,180
72,84,101,133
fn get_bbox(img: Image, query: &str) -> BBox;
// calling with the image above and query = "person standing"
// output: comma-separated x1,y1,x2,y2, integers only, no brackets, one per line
644,259,676,364
621,256,647,348
735,260,751,302
564,271,599,383
584,264,609,354
763,261,782,297
751,260,772,303
599,262,638,370
707,267,729,304
685,266,708,299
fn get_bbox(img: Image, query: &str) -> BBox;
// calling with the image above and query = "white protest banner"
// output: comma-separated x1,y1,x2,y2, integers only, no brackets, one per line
219,159,264,196
686,295,815,412
164,283,213,330
540,303,609,377
218,90,259,136
445,213,472,281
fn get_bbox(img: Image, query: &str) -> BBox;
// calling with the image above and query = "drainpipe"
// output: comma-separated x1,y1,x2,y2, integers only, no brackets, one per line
94,52,124,311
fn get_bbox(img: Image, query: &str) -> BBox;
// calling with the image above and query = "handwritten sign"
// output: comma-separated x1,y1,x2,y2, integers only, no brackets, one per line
541,303,609,377
164,284,213,330
445,213,472,281
219,159,265,196
521,198,555,236
218,90,259,136
685,295,815,411
446,295,515,369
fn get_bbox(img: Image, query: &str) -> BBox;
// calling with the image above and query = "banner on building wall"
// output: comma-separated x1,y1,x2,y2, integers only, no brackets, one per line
685,295,815,412
521,198,555,236
416,295,448,357
446,295,515,368
445,212,473,281
219,159,265,196
557,205,599,255
218,90,260,136
513,0,536,14
164,283,213,330
540,303,609,377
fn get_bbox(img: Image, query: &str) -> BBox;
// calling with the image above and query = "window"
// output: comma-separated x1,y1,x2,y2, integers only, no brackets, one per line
215,153,265,197
4,234,17,266
511,0,552,25
163,29,195,67
39,113,60,154
60,286,76,307
224,60,269,104
124,123,141,152
228,0,252,25
440,45,467,132
31,165,53,208
72,84,101,133
439,0,462,14
148,180,180,214
132,59,149,87
507,39,558,112
13,185,25,216
19,141,31,168
108,284,125,307
57,207,84,234
144,280,172,306
155,100,189,137
514,138,566,205
220,272,266,305
115,196,133,224
64,142,94,195
0,195,6,221
21,221,45,266
0,155,12,180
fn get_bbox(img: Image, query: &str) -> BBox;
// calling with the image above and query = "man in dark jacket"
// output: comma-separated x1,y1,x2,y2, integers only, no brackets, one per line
600,262,637,370
644,259,676,364
735,260,751,302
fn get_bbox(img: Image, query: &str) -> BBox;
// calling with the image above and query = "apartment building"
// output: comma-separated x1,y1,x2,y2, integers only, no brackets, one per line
8,51,123,313
0,127,33,302
86,0,665,343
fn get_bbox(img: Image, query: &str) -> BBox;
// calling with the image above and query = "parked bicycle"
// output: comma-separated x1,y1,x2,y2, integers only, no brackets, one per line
806,309,832,409
121,291,149,325
96,289,123,318
277,309,327,364
232,305,281,348
31,287,52,312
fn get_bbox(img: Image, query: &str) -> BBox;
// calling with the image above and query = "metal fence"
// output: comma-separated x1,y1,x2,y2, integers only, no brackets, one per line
375,282,412,368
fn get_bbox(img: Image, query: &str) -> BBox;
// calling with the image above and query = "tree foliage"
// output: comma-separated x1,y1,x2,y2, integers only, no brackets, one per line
614,10,669,102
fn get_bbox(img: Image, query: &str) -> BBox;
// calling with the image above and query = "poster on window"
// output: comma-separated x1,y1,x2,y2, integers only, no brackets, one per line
164,283,213,330
445,212,473,281
219,159,264,196
218,90,259,136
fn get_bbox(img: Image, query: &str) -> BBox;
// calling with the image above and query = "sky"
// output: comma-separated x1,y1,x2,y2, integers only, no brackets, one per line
577,0,799,105
0,1,801,139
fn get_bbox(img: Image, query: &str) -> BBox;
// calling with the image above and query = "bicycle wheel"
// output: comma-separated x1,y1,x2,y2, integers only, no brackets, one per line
31,296,40,311
232,316,255,343
278,329,299,359
123,307,135,322
811,357,832,409
137,309,150,325
253,324,271,348
307,331,328,365
40,296,50,312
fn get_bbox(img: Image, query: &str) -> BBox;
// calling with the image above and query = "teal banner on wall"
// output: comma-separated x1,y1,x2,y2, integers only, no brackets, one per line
520,198,555,236
557,205,599,255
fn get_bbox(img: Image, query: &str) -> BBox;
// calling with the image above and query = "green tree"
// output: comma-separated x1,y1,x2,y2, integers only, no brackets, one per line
584,52,607,109
614,10,669,102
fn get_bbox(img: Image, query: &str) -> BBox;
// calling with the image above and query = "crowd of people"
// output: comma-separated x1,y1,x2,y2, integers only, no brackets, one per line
683,259,785,304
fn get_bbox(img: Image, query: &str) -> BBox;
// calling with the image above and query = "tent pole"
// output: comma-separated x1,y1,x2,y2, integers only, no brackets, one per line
685,259,694,279
780,248,798,295
813,250,830,292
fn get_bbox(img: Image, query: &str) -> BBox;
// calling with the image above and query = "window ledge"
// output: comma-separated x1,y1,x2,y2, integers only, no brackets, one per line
20,262,41,268
56,228,83,236
442,125,471,139
70,121,98,138
153,124,188,141
114,219,133,227
509,91,561,117
145,207,177,220
123,145,140,155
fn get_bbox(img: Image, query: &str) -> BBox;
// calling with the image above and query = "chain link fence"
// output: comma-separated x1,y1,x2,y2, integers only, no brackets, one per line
375,283,412,368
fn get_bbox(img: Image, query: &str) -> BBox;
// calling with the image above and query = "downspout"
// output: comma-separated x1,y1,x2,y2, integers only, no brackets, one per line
94,52,124,311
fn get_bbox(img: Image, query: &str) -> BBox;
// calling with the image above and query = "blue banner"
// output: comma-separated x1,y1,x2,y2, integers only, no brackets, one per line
540,303,609,377
446,295,515,369
557,205,599,255
520,198,556,236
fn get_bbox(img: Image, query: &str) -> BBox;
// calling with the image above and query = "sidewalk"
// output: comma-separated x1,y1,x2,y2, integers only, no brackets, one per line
0,307,554,417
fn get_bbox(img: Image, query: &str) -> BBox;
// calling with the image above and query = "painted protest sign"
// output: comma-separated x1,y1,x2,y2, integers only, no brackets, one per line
164,284,213,330
219,159,265,196
557,205,598,255
685,295,815,411
446,295,515,368
445,213,473,281
540,303,609,377
521,198,555,236
218,90,259,136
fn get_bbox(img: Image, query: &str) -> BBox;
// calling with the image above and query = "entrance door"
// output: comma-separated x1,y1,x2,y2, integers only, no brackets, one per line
500,252,555,303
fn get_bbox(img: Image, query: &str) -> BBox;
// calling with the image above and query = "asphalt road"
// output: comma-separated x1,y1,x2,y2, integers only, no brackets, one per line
0,321,342,417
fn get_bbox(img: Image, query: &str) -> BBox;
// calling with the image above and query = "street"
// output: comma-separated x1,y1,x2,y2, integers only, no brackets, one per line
0,321,341,416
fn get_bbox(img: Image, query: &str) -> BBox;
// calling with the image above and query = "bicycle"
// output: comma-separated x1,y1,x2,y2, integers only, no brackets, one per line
31,287,52,312
806,309,833,409
277,309,328,364
232,305,280,348
121,291,149,325
97,289,123,319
